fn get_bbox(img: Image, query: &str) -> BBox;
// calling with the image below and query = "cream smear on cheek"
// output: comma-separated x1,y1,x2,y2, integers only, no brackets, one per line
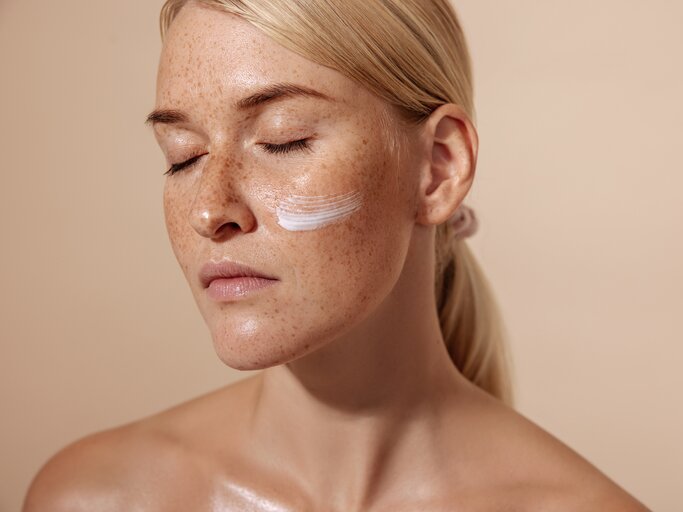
270,190,363,231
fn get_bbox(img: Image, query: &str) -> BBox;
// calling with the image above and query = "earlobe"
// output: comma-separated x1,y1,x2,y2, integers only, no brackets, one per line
416,104,477,227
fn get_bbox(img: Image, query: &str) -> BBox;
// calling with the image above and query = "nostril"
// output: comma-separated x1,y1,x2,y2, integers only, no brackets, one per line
213,221,242,239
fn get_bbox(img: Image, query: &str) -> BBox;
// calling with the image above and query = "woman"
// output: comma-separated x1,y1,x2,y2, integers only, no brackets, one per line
24,0,649,510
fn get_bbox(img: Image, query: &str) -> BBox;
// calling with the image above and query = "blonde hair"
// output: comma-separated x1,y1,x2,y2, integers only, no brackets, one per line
157,0,515,406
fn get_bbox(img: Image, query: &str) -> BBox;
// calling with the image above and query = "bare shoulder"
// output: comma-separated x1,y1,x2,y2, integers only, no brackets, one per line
517,475,652,512
22,418,208,512
549,481,652,512
22,376,259,512
453,383,651,511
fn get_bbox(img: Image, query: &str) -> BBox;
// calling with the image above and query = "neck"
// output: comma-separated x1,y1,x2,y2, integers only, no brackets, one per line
246,233,472,509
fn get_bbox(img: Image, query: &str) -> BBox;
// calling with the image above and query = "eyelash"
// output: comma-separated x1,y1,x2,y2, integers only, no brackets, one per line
164,153,205,176
163,138,312,176
261,138,312,155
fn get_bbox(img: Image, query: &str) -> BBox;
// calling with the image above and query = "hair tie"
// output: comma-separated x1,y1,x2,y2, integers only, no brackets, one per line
448,204,478,240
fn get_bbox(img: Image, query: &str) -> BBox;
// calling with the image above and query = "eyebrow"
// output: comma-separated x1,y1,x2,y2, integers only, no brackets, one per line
144,82,333,126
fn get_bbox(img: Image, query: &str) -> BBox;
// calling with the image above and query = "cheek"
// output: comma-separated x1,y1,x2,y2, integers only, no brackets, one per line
291,202,405,308
163,178,195,273
271,141,410,318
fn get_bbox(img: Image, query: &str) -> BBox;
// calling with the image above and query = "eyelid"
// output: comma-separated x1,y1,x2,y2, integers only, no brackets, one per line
164,152,207,176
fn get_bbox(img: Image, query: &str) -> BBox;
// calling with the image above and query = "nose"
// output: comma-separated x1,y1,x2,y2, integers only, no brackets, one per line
188,155,257,240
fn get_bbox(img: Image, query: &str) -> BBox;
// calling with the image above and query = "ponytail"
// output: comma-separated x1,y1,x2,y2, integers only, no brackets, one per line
435,222,515,406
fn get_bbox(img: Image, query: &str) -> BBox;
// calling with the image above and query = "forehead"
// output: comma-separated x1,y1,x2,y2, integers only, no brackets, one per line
156,2,367,113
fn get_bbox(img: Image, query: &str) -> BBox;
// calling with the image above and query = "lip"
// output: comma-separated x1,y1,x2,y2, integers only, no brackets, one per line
199,260,279,289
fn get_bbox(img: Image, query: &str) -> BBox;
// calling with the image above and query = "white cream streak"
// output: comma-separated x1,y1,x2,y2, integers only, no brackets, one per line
274,190,362,231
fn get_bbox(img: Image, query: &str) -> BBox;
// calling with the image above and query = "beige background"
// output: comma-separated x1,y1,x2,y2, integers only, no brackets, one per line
1,1,681,510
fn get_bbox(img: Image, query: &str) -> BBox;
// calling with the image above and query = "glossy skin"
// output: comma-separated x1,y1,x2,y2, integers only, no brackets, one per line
23,2,650,511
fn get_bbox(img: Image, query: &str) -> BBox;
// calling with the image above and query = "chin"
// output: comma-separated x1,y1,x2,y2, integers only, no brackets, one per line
208,326,321,371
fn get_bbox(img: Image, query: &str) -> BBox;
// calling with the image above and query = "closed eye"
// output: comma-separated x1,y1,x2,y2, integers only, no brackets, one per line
163,138,312,176
260,138,312,155
164,153,206,176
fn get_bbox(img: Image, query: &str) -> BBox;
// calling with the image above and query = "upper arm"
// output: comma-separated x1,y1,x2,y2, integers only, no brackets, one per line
22,449,71,512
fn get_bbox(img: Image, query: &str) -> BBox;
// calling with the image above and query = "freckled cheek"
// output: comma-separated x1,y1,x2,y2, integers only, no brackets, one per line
284,214,401,316
276,183,404,305
162,181,196,264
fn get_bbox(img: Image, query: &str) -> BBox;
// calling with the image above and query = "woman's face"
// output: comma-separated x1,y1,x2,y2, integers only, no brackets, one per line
151,2,420,369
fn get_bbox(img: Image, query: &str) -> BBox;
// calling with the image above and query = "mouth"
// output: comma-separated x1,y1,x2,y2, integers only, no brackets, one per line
198,260,279,300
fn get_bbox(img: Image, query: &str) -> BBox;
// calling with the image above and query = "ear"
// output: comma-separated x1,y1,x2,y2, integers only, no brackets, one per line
415,103,478,226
